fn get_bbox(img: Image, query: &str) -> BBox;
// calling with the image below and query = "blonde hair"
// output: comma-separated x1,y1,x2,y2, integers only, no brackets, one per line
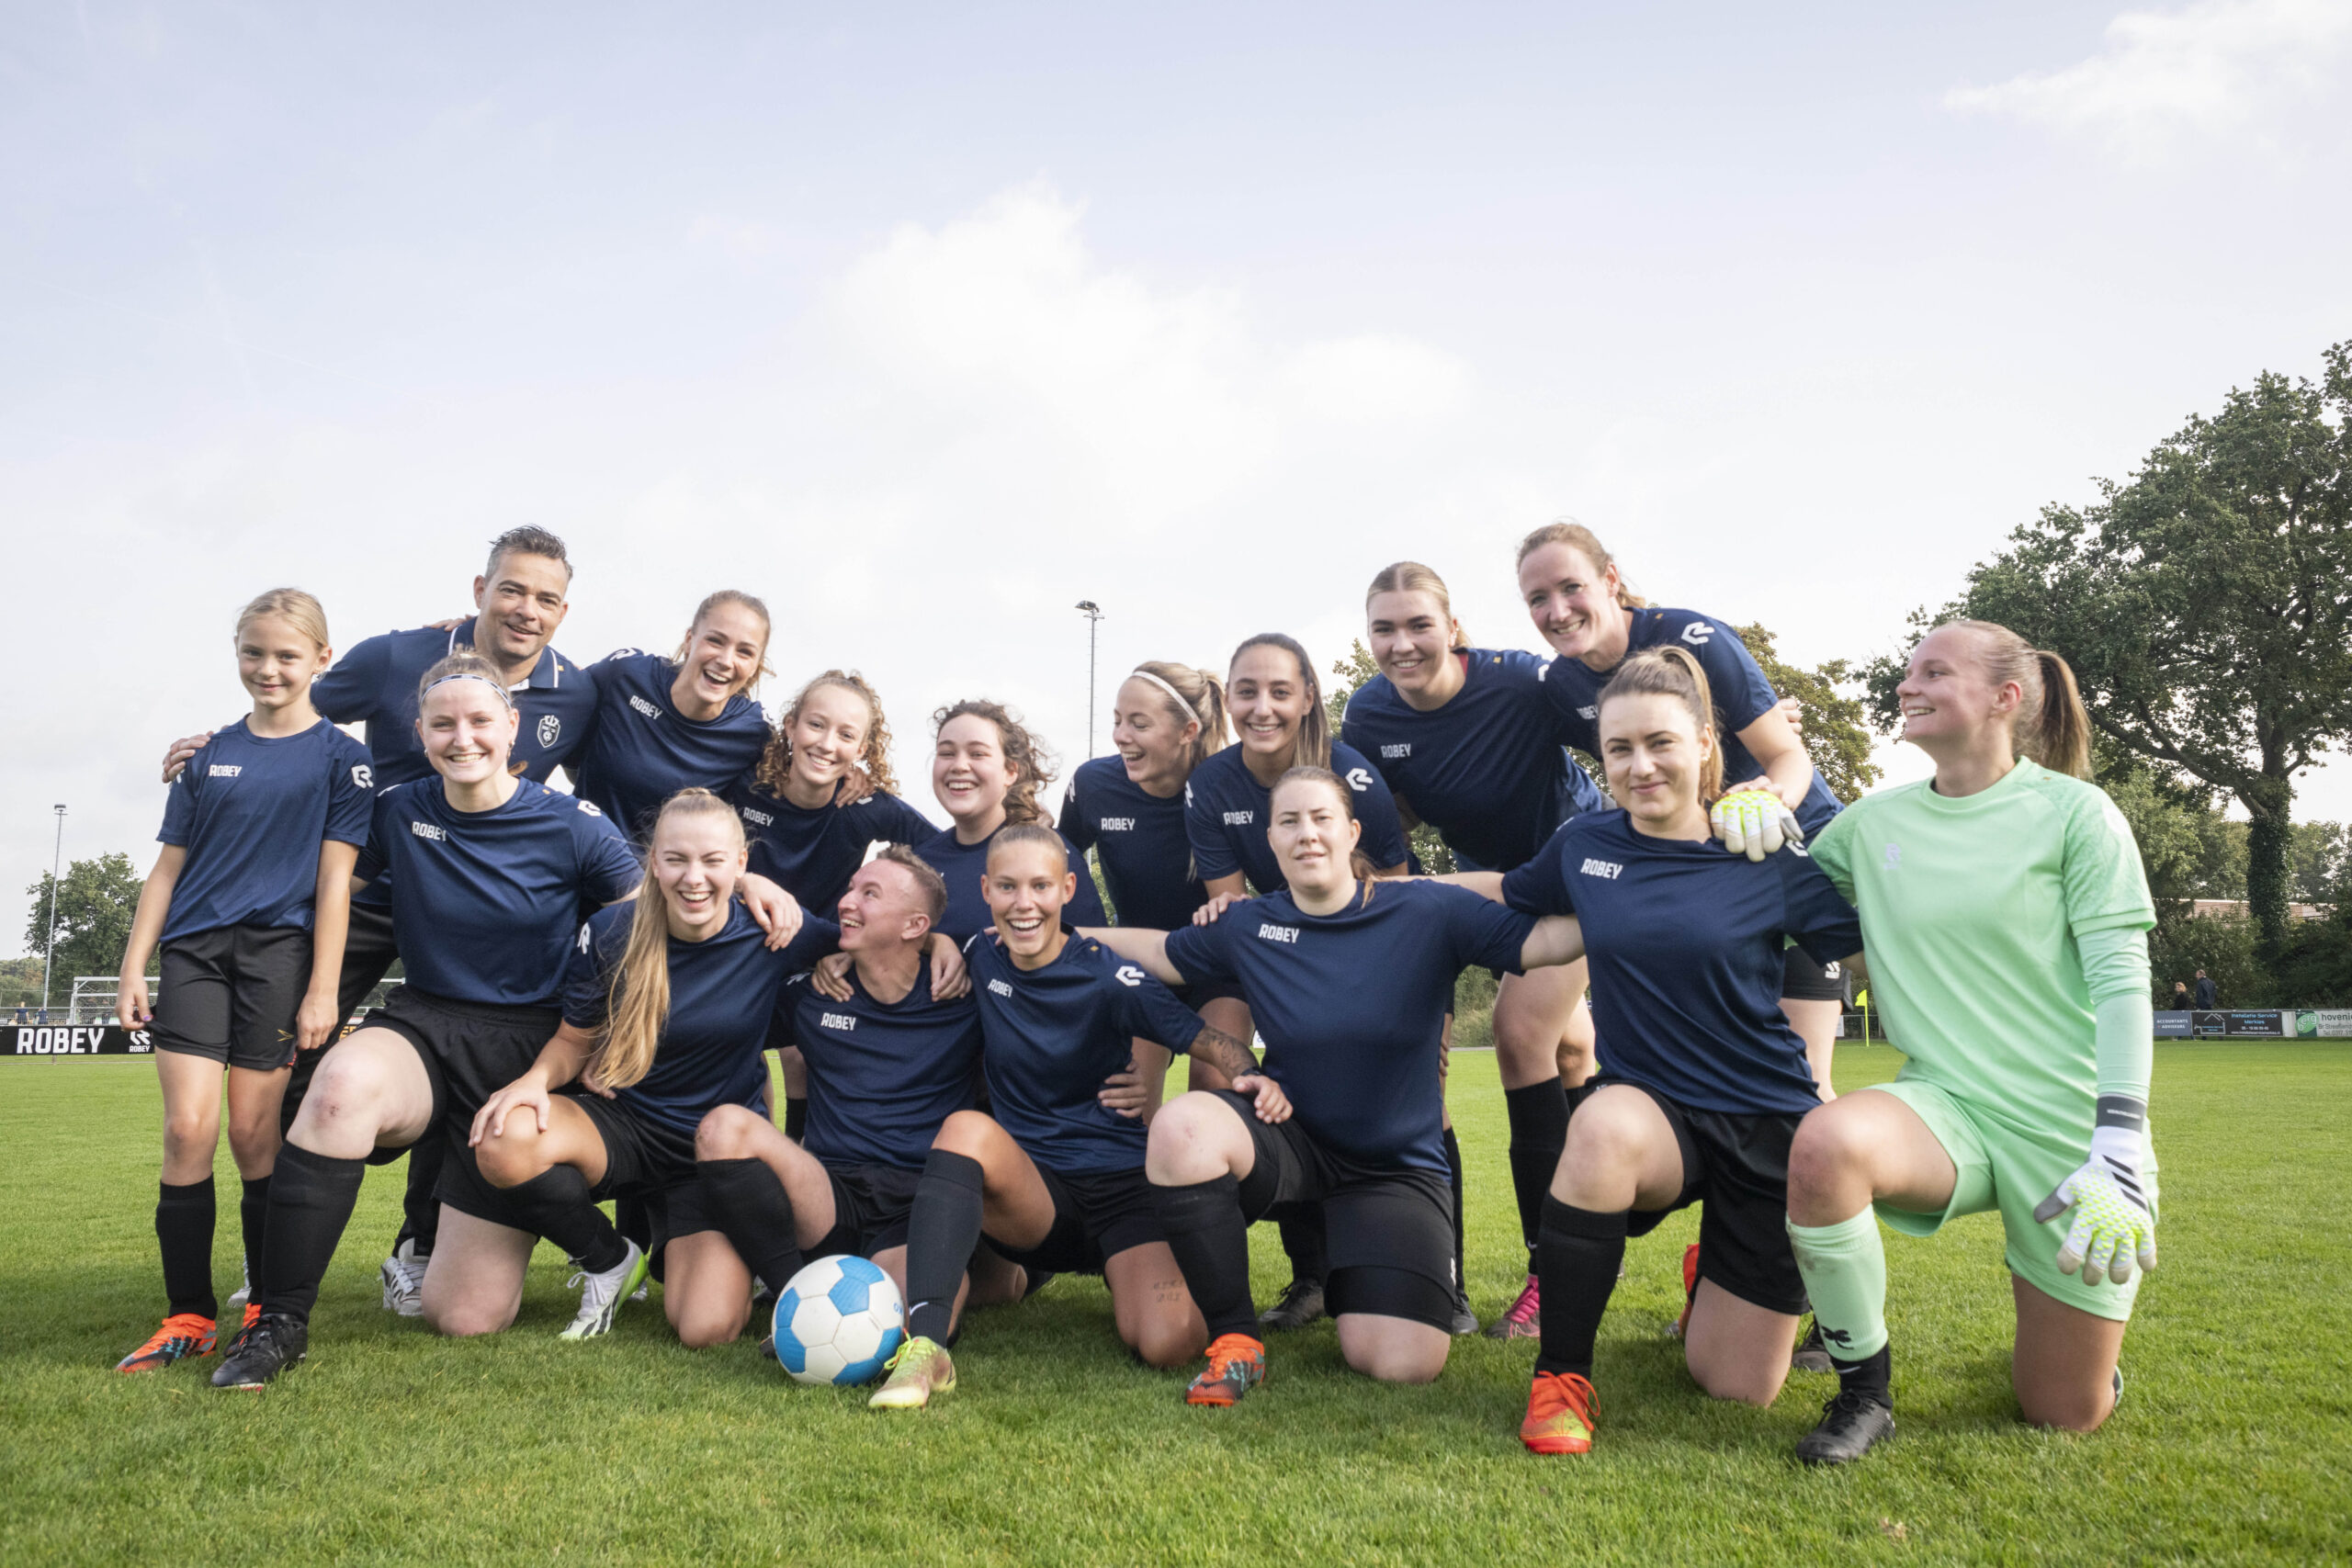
1270,766,1385,904
1229,633,1332,771
1364,561,1470,650
1935,619,2093,779
671,590,775,700
1514,521,1649,609
588,789,742,1092
755,670,901,801
1127,661,1229,773
235,588,330,651
1596,646,1724,806
933,699,1056,827
415,649,512,711
988,823,1070,875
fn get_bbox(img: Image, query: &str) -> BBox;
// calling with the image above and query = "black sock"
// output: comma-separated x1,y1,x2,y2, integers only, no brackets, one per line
1831,1342,1893,1406
1533,1194,1627,1381
401,1134,447,1257
615,1191,653,1249
1564,1077,1597,1114
697,1157,806,1299
262,1144,367,1325
1505,1079,1571,1275
784,1097,808,1142
1442,1125,1467,1292
156,1179,218,1320
503,1166,627,1272
1154,1175,1256,1339
905,1149,984,1344
239,1176,271,1309
1276,1205,1328,1288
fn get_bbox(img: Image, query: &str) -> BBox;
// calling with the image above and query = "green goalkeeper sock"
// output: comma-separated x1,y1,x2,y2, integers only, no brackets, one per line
1787,1209,1889,1363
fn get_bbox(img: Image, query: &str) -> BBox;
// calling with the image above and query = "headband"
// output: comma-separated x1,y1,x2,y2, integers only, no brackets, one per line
1129,668,1201,724
425,671,515,711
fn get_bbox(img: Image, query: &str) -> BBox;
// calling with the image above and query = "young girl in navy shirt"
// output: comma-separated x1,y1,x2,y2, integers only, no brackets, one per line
113,590,374,1373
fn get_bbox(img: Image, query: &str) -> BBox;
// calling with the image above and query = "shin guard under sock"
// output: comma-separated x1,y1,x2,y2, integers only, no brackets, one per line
504,1166,627,1272
157,1179,218,1321
239,1175,270,1307
1505,1079,1572,1273
1787,1209,1891,1365
262,1144,367,1325
1533,1194,1627,1381
1154,1175,1256,1339
697,1157,806,1297
905,1149,985,1344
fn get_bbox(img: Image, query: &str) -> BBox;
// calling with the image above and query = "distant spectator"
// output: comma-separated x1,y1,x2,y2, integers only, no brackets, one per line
2193,969,2216,1009
2168,981,2190,1011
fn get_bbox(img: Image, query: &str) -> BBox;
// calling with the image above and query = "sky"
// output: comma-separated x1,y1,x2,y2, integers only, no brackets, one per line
4,1,2349,960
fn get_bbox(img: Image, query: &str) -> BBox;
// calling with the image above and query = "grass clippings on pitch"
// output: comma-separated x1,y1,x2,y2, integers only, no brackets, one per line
1,1044,2346,1566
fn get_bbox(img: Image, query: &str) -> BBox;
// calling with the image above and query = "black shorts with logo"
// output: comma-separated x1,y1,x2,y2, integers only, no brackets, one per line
152,923,312,1071
989,1161,1164,1276
1211,1090,1456,1331
1780,945,1849,1004
352,987,559,1174
1606,1077,1808,1315
437,1089,704,1233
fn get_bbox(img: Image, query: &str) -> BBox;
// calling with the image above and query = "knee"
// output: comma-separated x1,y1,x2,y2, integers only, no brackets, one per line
1145,1095,1231,1182
1129,1315,1206,1370
695,1104,765,1162
162,1107,217,1160
1344,1339,1446,1384
473,1126,545,1190
300,1061,381,1135
224,1114,279,1168
1787,1111,1867,1202
423,1296,514,1338
935,1111,995,1158
1689,1352,1787,1407
2016,1378,2115,1433
672,1306,751,1350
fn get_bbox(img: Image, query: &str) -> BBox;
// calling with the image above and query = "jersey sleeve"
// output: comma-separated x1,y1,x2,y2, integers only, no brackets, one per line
574,807,643,905
559,919,619,1032
1058,777,1096,852
1338,748,1411,869
1805,809,1860,904
1435,882,1539,975
2064,786,2158,937
1061,833,1109,925
1161,916,1235,987
354,792,395,884
1689,616,1781,733
1498,836,1577,916
770,916,843,974
1779,852,1864,965
1184,774,1241,881
871,793,938,847
158,764,199,846
310,633,391,725
1538,657,1599,754
1110,963,1209,1055
324,738,376,847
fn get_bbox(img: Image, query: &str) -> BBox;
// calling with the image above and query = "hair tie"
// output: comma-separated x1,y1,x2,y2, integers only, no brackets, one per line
425,671,515,711
1129,667,1202,725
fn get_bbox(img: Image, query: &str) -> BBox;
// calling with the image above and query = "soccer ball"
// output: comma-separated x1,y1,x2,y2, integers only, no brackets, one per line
772,1255,906,1386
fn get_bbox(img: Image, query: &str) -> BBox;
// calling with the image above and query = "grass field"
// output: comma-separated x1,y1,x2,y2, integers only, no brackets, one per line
3,1043,2347,1566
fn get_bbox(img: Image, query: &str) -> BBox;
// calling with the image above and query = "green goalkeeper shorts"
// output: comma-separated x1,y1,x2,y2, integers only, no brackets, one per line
1863,1077,2156,1324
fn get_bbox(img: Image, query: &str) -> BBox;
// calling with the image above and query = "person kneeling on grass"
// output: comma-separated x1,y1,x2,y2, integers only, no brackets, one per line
1436,647,1862,1455
1091,766,1584,1404
860,827,1264,1409
465,790,850,1348
1781,622,2158,1465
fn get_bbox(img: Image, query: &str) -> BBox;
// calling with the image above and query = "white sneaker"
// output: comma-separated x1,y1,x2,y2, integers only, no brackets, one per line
227,1258,252,1309
379,1239,427,1317
560,1240,648,1340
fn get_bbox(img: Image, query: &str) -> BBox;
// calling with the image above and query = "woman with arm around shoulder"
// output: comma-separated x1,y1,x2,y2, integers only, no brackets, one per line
1781,622,2158,1465
111,591,373,1372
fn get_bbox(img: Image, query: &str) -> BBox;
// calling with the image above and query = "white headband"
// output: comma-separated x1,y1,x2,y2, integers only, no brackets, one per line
424,671,515,711
1128,668,1200,724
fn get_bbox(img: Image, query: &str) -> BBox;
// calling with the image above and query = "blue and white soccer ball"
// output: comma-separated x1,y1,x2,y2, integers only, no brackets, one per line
772,1255,906,1386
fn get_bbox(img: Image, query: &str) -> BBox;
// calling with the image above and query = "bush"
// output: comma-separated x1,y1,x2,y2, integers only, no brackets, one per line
2150,908,2269,1007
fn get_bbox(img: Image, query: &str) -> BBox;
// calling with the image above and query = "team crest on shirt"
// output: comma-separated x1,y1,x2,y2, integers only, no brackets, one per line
1883,841,1902,869
537,714,561,748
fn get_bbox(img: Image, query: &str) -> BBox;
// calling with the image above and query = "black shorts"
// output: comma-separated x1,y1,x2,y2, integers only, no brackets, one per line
152,924,311,1070
989,1161,1163,1276
1170,976,1247,1010
356,987,559,1169
1606,1078,1808,1315
1780,946,1849,1004
808,1160,924,1258
281,901,402,1133
435,1089,704,1233
1211,1090,1456,1332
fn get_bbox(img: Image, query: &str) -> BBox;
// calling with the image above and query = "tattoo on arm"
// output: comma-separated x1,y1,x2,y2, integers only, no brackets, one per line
1190,1025,1260,1082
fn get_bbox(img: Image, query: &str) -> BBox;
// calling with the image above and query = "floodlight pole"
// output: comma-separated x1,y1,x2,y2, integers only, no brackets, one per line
1076,601,1103,757
40,805,64,1015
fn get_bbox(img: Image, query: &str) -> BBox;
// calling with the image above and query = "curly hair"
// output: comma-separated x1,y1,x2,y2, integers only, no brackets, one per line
754,670,899,805
933,697,1056,828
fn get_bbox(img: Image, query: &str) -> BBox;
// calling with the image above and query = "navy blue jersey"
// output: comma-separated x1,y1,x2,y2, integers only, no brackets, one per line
568,652,772,845
560,902,840,1139
1342,649,1610,872
967,932,1205,1174
1541,608,1840,836
157,718,375,942
1163,880,1532,1172
726,773,939,913
1182,741,1412,895
311,622,594,793
356,778,640,1006
1059,756,1204,930
913,823,1107,946
1500,813,1861,1115
772,965,984,1168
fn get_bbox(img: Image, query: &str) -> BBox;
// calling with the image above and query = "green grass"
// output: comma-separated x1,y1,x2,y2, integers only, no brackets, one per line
2,1045,2346,1566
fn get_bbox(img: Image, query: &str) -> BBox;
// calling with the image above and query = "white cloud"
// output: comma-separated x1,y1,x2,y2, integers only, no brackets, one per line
1944,0,2352,157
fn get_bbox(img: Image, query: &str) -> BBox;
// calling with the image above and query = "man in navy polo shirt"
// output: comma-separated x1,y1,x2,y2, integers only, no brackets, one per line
157,526,596,1314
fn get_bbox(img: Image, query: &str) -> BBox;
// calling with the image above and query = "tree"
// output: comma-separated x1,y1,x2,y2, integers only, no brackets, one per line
1730,625,1883,804
2290,821,2347,906
1866,341,2352,958
22,852,148,1000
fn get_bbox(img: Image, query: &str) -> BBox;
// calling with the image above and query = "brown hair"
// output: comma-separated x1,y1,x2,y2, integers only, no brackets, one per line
933,698,1056,827
1936,620,2093,779
1229,633,1332,771
671,590,775,700
1127,661,1230,773
1596,646,1724,806
235,588,331,652
1514,520,1649,609
1270,765,1384,903
587,789,741,1091
484,526,573,584
867,843,949,930
754,670,900,802
1364,561,1470,651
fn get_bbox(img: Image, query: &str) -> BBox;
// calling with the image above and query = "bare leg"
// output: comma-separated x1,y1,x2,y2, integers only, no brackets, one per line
1336,1314,1451,1383
2011,1275,2128,1432
222,1065,291,1179
155,1053,227,1184
664,1229,755,1348
1780,997,1842,1103
1682,1280,1800,1404
1104,1242,1206,1367
418,1207,537,1337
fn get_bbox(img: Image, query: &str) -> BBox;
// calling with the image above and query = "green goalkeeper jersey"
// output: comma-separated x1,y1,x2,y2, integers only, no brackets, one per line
1809,760,2154,1133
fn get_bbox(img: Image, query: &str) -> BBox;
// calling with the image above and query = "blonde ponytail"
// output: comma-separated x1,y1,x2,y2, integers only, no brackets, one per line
585,789,743,1091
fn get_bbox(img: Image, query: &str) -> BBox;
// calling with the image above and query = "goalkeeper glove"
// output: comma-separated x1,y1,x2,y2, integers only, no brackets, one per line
1710,787,1803,862
2031,1099,2156,1287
